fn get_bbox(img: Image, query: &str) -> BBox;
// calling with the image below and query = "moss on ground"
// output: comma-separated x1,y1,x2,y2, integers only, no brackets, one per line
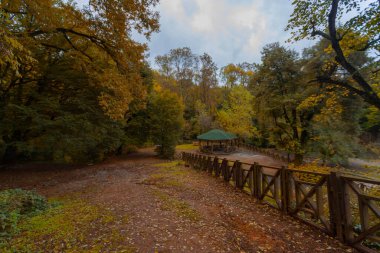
143,161,190,188
146,161,201,221
153,190,200,222
1,198,134,253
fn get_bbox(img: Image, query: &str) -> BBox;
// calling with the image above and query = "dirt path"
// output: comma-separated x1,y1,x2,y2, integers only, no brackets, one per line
0,149,354,253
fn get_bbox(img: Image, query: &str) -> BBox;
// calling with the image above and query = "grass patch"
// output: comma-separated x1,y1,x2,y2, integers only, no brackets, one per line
154,160,185,168
153,190,200,221
176,144,198,151
1,197,134,253
143,161,191,188
153,161,189,177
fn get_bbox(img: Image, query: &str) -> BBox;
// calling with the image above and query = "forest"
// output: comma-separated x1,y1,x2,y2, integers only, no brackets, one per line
1,0,380,252
0,0,379,165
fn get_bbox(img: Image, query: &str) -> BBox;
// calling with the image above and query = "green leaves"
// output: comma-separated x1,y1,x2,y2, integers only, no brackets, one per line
0,189,49,244
149,89,185,159
0,0,160,163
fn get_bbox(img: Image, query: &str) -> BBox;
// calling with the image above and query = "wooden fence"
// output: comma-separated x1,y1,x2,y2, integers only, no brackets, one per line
238,143,294,163
182,152,380,253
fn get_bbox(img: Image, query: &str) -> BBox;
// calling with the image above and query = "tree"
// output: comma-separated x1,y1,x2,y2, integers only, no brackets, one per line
194,100,215,134
0,0,159,162
155,48,222,139
217,85,255,139
253,43,312,164
253,41,365,165
149,88,184,159
287,0,380,109
220,63,254,87
300,39,370,164
197,53,218,111
155,47,198,107
308,95,362,165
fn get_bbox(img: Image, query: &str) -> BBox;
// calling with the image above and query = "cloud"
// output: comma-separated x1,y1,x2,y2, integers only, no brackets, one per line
74,0,314,67
144,0,316,68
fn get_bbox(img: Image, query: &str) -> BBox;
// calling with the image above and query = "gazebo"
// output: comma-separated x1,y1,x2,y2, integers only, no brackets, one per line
197,129,238,154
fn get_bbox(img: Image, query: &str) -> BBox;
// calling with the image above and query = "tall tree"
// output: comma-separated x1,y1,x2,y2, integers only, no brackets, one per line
286,0,380,109
220,63,254,87
217,85,255,139
149,87,184,159
155,47,198,107
197,53,218,110
253,43,312,164
0,0,159,162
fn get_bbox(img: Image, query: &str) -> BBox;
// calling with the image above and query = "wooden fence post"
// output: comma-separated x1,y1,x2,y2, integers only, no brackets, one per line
280,166,288,213
249,165,255,196
213,157,219,177
202,155,207,171
255,163,262,198
234,161,241,188
328,172,344,241
207,156,212,174
222,159,228,181
339,174,354,243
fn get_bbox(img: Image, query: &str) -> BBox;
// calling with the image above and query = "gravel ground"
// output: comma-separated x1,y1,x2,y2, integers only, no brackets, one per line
0,148,356,253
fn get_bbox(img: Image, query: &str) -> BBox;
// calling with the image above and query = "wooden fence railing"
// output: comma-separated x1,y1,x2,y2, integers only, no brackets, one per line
238,143,294,163
182,152,380,253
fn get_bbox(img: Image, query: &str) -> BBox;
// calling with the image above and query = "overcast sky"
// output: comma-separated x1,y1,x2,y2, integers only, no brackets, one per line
76,0,315,68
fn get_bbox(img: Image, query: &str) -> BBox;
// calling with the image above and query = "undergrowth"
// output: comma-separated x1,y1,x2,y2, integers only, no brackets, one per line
0,189,50,246
0,190,133,252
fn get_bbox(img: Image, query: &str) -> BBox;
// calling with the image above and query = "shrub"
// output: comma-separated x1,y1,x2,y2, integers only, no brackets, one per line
0,189,48,243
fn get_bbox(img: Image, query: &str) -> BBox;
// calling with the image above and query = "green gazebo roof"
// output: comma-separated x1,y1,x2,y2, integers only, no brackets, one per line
197,129,237,141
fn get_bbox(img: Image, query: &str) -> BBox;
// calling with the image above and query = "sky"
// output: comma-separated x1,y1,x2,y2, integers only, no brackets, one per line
76,0,316,68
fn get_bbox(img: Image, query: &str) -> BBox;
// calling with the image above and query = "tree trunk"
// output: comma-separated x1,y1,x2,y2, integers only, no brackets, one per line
294,153,304,166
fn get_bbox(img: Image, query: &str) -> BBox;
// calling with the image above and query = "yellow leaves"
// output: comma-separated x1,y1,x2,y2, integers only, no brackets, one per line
98,78,131,120
0,32,37,88
1,0,159,121
314,95,343,123
324,30,370,59
301,88,348,124
217,85,255,138
153,81,162,93
298,94,325,110
365,106,380,128
221,63,253,86
96,69,146,120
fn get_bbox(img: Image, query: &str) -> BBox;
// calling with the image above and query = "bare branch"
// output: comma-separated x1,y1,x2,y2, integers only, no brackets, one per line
311,29,331,41
62,33,93,61
40,43,68,52
357,36,380,51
